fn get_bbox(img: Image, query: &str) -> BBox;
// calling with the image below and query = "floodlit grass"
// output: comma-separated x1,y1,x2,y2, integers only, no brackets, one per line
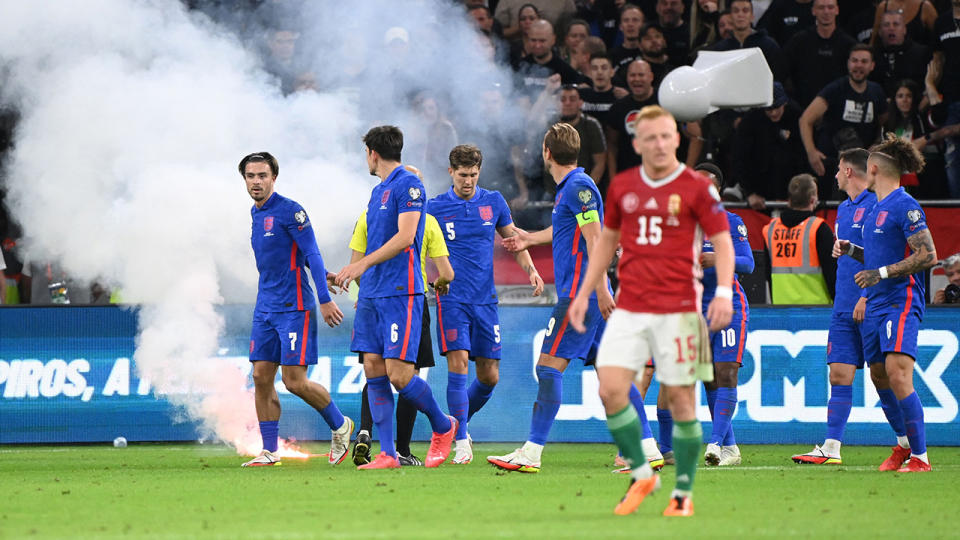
1,442,957,539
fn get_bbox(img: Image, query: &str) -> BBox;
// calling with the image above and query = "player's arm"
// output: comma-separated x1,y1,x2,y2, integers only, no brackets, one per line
498,224,544,296
707,231,735,332
855,229,938,288
800,97,828,176
502,225,553,251
569,225,621,332
431,254,454,295
579,220,615,310
336,211,420,287
289,219,344,327
834,239,865,263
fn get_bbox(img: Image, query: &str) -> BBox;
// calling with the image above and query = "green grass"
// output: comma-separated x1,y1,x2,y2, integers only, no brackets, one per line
1,443,957,539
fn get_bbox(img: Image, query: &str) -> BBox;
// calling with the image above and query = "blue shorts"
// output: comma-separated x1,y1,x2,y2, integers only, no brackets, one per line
827,311,868,367
250,308,318,366
710,314,747,364
540,297,605,365
435,298,501,360
862,309,920,362
351,295,424,362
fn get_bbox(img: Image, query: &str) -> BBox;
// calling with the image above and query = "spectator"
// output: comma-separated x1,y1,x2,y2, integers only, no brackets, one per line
506,3,542,65
782,0,856,107
580,53,628,126
514,20,586,101
464,85,529,206
871,9,932,96
690,0,727,55
407,94,458,195
800,44,887,199
496,0,577,41
610,4,646,74
869,0,938,47
885,79,949,196
567,36,606,80
932,253,960,304
762,173,837,304
709,0,785,82
655,0,691,64
718,9,736,40
468,4,503,38
263,27,301,95
734,82,807,209
559,18,591,67
845,0,880,43
604,59,658,176
555,85,608,184
637,23,677,87
925,0,960,197
758,0,815,46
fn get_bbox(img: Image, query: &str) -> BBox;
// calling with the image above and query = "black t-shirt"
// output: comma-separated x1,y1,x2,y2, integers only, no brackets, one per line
758,0,816,46
783,27,856,107
816,77,888,156
933,14,960,101
606,93,658,172
514,55,586,99
579,86,619,126
844,5,876,43
661,23,691,66
872,40,932,97
610,44,642,74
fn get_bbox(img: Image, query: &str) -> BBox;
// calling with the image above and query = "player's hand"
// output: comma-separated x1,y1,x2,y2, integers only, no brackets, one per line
319,300,344,327
747,193,766,211
326,272,345,295
568,294,589,333
706,296,733,332
529,271,544,296
598,289,616,320
853,296,867,323
502,228,531,252
807,149,827,177
432,276,450,296
854,269,882,288
833,239,850,258
335,261,367,289
700,252,716,268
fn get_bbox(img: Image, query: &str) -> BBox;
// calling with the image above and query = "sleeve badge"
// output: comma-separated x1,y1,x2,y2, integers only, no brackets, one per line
907,209,921,223
294,210,307,224
409,187,422,200
578,189,593,204
737,223,748,237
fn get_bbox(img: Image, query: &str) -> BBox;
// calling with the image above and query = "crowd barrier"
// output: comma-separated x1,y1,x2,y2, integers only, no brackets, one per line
1,305,957,445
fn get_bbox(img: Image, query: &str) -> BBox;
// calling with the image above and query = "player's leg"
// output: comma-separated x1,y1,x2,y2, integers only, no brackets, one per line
243,311,282,467
870,362,911,470
627,382,663,470
353,298,399,469
464,303,502,427
656,384,673,459
663,383,699,516
887,348,929,471
704,362,740,466
396,302,435,466
353,380,373,465
438,299,472,447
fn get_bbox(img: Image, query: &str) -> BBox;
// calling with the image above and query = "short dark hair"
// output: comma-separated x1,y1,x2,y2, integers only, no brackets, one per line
589,52,613,65
449,144,483,169
838,148,870,176
729,0,753,9
564,18,590,38
239,152,279,177
363,125,403,162
788,173,818,208
849,43,874,60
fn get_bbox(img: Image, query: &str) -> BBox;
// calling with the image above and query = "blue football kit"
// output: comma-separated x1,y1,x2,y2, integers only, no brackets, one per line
427,186,512,360
701,211,754,364
249,192,331,366
351,166,427,362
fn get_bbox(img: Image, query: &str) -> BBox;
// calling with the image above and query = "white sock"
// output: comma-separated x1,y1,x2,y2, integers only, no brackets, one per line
912,452,928,464
642,437,661,458
722,445,740,454
670,489,692,499
630,461,654,481
522,441,544,461
822,439,841,455
897,436,910,449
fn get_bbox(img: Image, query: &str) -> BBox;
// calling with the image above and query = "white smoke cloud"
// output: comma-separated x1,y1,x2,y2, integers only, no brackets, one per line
0,0,517,450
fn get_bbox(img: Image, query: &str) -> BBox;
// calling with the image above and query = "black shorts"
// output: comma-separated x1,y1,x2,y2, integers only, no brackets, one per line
358,302,435,369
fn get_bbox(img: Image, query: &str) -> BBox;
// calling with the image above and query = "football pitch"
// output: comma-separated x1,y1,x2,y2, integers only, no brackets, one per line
2,443,957,539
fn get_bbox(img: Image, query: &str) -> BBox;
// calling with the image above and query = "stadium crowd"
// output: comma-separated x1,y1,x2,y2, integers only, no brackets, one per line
2,0,960,304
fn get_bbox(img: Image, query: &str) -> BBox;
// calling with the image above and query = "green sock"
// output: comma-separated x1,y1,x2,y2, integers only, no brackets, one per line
607,405,646,470
673,419,702,494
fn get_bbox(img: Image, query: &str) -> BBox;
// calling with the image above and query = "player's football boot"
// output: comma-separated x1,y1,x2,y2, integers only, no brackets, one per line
897,456,932,473
241,450,281,467
452,434,473,464
352,430,372,466
613,474,661,515
357,452,401,470
487,447,541,473
704,443,722,466
329,416,354,465
612,455,664,473
719,445,742,466
398,453,423,466
425,415,458,468
791,445,841,465
614,454,628,468
662,450,675,465
662,495,694,517
878,445,911,471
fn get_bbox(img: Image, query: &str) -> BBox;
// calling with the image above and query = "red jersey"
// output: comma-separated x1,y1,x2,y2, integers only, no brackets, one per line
605,164,729,314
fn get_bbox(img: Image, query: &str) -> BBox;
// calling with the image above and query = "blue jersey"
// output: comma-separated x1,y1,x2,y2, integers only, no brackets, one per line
426,187,512,305
360,166,426,299
862,187,927,316
552,168,603,299
834,189,877,313
702,211,753,316
250,192,327,312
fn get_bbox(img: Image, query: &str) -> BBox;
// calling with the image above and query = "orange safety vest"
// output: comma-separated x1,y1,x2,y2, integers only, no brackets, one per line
762,216,831,304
